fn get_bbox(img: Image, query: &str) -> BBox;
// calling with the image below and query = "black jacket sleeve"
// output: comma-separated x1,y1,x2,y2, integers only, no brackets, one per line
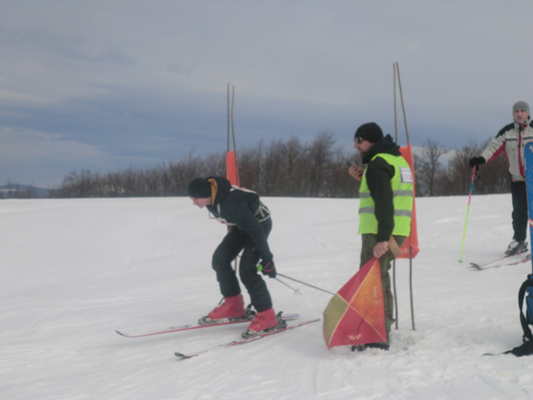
365,157,396,242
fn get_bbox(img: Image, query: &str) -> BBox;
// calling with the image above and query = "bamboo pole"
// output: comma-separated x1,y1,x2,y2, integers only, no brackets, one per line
231,86,236,153
395,62,416,331
392,63,399,330
227,83,230,153
227,83,240,273
394,63,398,143
231,86,239,185
396,63,410,143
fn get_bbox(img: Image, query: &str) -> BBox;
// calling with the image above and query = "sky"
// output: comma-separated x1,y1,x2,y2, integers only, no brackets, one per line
1,0,532,188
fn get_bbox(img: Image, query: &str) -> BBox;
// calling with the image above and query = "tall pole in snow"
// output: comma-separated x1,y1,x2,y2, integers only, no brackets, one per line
459,167,477,263
396,62,416,331
227,83,230,153
392,63,399,330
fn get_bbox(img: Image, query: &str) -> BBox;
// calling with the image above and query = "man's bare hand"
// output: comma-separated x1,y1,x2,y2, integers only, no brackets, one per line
373,241,389,258
348,165,364,181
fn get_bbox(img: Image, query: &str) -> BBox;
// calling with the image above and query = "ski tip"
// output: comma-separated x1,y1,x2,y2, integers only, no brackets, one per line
483,350,513,356
174,352,194,359
115,330,138,338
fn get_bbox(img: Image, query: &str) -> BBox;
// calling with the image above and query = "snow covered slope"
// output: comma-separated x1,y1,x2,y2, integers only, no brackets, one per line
1,194,532,399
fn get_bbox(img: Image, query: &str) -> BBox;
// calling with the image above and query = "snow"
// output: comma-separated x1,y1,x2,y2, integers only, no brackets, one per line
2,194,533,399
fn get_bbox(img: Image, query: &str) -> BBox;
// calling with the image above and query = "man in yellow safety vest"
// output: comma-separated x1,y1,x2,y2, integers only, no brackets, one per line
348,122,413,350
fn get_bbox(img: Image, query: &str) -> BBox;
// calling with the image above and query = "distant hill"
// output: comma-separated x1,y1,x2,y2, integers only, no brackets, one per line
0,184,49,198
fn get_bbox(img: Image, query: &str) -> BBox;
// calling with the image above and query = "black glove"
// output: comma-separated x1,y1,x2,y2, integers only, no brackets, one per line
259,261,276,278
469,156,485,172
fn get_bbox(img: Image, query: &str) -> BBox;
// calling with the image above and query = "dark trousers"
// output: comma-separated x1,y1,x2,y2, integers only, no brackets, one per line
511,181,528,243
211,219,272,312
360,234,406,340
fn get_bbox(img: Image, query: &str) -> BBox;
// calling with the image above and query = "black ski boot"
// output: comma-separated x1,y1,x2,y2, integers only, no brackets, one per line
505,240,528,256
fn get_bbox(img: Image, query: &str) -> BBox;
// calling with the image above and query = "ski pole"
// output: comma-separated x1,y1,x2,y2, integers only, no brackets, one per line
274,277,302,295
277,273,335,295
257,263,301,294
459,166,477,263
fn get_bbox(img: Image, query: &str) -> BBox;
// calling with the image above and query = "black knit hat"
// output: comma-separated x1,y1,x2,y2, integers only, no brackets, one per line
187,178,211,198
354,122,384,143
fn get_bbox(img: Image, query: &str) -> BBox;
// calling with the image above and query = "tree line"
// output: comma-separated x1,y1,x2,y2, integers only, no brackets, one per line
1,132,511,199
413,139,510,197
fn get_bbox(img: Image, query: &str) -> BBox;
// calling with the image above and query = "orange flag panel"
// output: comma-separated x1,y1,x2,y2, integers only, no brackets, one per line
226,151,240,186
323,258,387,349
398,143,419,259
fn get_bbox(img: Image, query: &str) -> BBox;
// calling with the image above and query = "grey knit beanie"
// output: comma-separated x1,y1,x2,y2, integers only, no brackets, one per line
513,101,529,113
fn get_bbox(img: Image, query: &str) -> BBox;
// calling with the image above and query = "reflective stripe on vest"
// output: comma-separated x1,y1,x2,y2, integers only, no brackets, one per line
358,153,413,236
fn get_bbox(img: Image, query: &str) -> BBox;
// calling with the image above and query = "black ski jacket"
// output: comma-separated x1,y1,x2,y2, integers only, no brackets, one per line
205,176,273,262
362,134,403,242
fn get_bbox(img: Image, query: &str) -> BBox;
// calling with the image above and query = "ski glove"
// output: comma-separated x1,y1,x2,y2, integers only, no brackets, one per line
259,261,277,279
469,156,485,172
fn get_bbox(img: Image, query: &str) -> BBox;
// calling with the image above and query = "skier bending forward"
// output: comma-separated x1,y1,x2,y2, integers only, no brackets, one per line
187,176,283,338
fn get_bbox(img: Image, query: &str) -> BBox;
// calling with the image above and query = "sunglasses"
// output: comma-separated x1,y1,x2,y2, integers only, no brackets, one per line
355,136,364,144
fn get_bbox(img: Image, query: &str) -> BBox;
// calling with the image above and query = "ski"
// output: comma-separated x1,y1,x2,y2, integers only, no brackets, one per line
471,253,531,271
116,313,300,338
483,350,512,356
469,250,528,270
469,254,511,269
174,318,320,359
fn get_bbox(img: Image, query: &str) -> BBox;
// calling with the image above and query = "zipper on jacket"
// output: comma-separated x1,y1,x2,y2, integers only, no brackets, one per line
519,125,525,178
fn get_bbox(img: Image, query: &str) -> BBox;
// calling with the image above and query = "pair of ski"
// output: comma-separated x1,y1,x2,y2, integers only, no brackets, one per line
470,251,530,270
116,313,320,359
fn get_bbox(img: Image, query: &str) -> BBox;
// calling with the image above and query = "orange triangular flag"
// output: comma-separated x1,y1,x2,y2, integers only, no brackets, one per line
323,257,387,349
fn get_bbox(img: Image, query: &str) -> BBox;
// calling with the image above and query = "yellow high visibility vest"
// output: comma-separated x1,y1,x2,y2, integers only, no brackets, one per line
358,153,413,236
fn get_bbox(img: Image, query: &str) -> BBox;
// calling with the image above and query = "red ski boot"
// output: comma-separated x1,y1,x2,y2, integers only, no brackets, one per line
242,308,285,338
200,294,245,324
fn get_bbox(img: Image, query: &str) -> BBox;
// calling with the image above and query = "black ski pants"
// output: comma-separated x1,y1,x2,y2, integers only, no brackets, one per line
511,181,528,243
211,218,272,312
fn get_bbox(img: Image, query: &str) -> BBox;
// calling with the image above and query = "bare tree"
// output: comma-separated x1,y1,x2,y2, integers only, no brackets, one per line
238,141,263,192
261,140,285,196
305,131,336,197
46,132,514,199
417,140,449,196
439,142,483,196
281,137,305,196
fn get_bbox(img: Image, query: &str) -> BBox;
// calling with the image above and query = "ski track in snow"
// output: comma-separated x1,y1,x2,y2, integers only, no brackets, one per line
1,195,533,399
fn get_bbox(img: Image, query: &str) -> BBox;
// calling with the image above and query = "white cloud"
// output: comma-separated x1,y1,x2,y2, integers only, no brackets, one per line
0,0,532,186
0,127,100,162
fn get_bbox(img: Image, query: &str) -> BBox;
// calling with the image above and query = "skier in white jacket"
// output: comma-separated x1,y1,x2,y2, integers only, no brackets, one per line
470,101,533,255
